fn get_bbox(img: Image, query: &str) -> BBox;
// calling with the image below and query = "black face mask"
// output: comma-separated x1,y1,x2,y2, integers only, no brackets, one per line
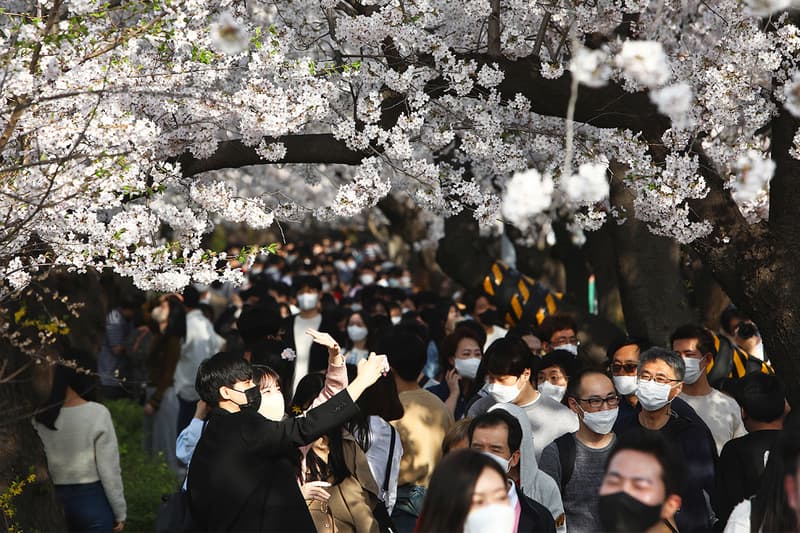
478,309,500,327
598,491,663,532
230,385,262,412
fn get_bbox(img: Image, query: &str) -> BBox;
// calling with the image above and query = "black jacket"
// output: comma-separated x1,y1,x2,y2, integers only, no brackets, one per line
517,488,557,533
187,389,360,532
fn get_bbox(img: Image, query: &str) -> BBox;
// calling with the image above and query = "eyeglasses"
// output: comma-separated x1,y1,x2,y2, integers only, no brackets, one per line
552,336,580,346
576,395,620,409
638,373,681,385
610,362,638,374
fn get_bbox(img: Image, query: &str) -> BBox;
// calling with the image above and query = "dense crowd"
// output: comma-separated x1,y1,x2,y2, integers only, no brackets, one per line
32,238,800,533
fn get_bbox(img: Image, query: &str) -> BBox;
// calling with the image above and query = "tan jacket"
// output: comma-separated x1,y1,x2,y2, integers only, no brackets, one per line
307,436,380,533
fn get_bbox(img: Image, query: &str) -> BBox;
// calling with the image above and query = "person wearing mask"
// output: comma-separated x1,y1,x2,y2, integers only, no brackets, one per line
468,338,579,458
717,373,786,526
98,298,136,400
534,350,579,403
539,370,619,533
186,350,387,532
607,335,707,434
470,408,560,532
625,347,718,533
598,430,684,533
671,325,746,454
384,330,454,532
282,275,342,395
34,350,127,533
416,449,516,533
537,314,580,356
175,285,225,434
429,327,486,419
471,293,507,351
343,311,371,365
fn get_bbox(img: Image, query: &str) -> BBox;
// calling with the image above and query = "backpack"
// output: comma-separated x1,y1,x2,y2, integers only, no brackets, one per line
705,330,774,393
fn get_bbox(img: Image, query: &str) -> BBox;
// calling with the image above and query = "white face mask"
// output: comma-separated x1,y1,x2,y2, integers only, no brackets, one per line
297,292,319,311
557,343,579,356
613,375,638,396
635,379,676,411
454,357,481,380
486,379,522,403
347,325,368,342
481,451,511,473
151,304,168,324
360,274,375,286
258,390,285,421
580,406,619,435
464,503,516,533
538,381,566,402
390,316,402,325
682,357,705,385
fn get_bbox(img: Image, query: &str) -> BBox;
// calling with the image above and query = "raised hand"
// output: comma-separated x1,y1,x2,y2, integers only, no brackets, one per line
306,329,340,356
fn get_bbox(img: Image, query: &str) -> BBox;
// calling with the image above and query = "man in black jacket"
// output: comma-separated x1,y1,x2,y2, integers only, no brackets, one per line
187,350,386,532
468,411,556,533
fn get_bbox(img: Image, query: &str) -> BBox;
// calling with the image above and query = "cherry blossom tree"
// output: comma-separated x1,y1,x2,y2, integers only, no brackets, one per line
3,0,800,381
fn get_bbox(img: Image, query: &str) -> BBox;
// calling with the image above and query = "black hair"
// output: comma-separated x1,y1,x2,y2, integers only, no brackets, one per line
534,349,581,380
605,429,686,497
565,368,613,402
35,349,99,430
538,313,578,343
469,410,523,453
484,336,533,377
292,274,322,295
344,364,404,452
455,319,487,348
720,306,746,336
605,335,652,361
237,303,282,345
380,329,426,382
182,285,201,308
737,373,786,423
252,364,281,390
417,449,509,533
669,324,715,358
163,294,187,339
290,371,351,485
195,351,252,406
751,411,800,532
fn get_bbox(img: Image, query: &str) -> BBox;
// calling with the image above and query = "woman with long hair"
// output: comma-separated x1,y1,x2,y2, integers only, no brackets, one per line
142,294,186,475
416,449,515,533
34,350,126,533
342,311,371,365
344,365,405,514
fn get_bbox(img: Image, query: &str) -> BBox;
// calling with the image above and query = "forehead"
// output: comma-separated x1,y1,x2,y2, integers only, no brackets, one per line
473,467,507,496
579,373,614,396
541,365,565,374
613,345,640,362
472,423,509,445
551,328,575,339
457,338,481,350
640,359,676,378
672,337,699,350
607,450,664,486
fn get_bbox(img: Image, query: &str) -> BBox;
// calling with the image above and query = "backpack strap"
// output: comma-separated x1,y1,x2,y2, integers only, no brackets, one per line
383,425,396,494
555,434,576,492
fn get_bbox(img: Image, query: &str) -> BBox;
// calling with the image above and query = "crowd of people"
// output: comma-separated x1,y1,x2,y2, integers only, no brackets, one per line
30,237,800,533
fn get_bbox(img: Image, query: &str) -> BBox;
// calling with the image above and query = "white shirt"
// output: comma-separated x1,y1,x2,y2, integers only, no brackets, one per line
291,313,322,393
723,499,752,533
365,416,403,513
484,325,508,350
680,388,747,454
175,309,225,401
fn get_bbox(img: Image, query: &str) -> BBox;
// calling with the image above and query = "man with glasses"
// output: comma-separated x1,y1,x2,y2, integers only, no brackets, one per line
607,336,706,434
539,370,620,533
624,347,719,533
671,324,746,454
538,314,580,355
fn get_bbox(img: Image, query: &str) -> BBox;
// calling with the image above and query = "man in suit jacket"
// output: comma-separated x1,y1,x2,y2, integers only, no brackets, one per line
187,351,385,532
281,275,343,395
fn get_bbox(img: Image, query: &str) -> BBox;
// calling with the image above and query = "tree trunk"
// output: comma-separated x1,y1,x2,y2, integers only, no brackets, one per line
609,168,694,346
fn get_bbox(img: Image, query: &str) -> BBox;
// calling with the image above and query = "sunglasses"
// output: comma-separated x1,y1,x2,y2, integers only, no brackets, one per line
610,362,638,374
